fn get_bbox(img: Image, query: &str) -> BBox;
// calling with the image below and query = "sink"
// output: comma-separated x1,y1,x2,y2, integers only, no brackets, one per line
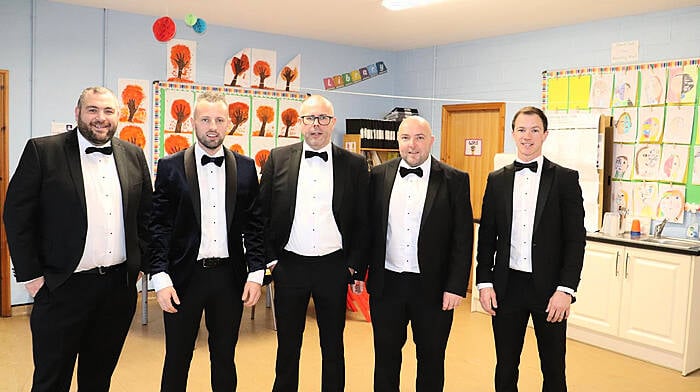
642,237,700,248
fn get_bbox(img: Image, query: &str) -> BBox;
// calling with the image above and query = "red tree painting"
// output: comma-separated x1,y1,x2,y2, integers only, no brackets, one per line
171,99,191,133
229,53,249,87
121,85,145,122
280,66,298,91
256,105,274,136
228,102,249,135
253,61,271,89
229,143,245,155
255,149,270,169
169,44,192,82
280,108,299,137
119,125,146,148
165,134,190,154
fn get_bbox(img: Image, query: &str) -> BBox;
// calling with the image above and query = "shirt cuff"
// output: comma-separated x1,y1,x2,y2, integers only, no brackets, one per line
18,276,43,284
151,272,173,292
476,282,494,290
247,269,264,285
266,260,278,268
556,286,575,297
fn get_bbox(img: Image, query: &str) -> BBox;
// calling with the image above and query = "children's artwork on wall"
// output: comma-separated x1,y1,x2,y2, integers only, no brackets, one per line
612,107,637,142
693,146,700,185
657,184,686,223
659,144,689,183
251,49,276,90
225,96,251,137
277,55,301,92
546,77,568,111
633,143,660,180
568,74,591,110
663,105,695,144
251,141,274,176
667,65,698,104
612,70,638,107
612,143,634,180
277,99,302,139
164,90,194,134
251,97,277,138
224,48,251,88
323,61,388,90
117,79,151,164
589,108,612,119
589,73,613,108
640,67,667,106
637,106,665,143
633,181,658,218
167,39,196,83
611,180,634,214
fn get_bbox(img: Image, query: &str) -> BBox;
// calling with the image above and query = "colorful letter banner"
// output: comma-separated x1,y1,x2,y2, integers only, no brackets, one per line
323,61,387,90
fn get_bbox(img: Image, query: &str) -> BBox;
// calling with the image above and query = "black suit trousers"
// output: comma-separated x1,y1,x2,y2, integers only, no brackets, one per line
492,269,567,392
29,265,136,392
272,251,349,392
161,262,243,392
370,270,454,392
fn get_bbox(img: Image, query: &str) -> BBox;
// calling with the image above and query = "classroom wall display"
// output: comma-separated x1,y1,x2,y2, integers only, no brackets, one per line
224,48,251,88
167,39,196,83
117,79,151,163
323,61,388,90
152,81,305,175
543,58,700,215
277,55,301,92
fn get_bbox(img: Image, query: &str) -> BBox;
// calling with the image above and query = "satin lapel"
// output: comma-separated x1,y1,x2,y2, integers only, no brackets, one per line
183,146,201,227
111,139,130,216
382,159,400,237
224,149,238,229
331,145,345,215
64,130,87,218
504,164,515,234
419,158,442,232
534,158,554,232
287,143,302,223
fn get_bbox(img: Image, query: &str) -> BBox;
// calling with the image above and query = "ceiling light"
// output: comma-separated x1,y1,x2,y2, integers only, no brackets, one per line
382,0,446,11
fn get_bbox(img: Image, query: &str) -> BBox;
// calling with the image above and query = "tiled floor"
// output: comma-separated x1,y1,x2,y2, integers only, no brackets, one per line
1,290,698,391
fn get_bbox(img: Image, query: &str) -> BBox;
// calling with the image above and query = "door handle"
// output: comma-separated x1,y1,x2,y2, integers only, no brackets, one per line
615,251,620,277
624,253,630,279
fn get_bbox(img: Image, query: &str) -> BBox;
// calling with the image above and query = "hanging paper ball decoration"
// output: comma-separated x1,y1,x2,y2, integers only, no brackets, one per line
152,16,176,42
184,14,197,26
193,18,207,34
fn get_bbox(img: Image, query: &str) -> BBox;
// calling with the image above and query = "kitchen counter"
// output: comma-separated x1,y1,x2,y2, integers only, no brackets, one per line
587,231,700,256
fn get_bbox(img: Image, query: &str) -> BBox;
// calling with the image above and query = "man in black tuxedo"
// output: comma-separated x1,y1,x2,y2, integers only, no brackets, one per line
476,106,586,392
257,94,368,392
364,115,473,392
149,91,265,391
3,86,152,392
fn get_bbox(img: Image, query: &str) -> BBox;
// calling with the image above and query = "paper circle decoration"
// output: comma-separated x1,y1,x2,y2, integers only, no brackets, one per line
184,14,197,26
152,16,176,42
193,18,207,34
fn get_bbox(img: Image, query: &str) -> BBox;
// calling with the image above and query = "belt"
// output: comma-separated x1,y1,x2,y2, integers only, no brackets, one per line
196,257,229,268
78,263,125,275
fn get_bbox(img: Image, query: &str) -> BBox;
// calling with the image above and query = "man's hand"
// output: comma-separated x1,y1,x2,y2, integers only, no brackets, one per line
478,287,498,316
442,292,464,311
156,286,180,313
545,291,572,322
242,281,262,307
25,277,45,298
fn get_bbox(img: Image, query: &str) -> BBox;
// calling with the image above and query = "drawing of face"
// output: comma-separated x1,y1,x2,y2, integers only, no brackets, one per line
614,156,629,176
640,117,660,140
616,82,633,105
636,146,660,177
592,79,609,106
668,73,695,102
663,154,681,178
615,112,632,135
658,190,685,222
644,75,663,104
614,190,628,211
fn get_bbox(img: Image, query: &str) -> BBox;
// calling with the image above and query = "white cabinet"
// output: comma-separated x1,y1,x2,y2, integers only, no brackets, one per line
568,241,700,375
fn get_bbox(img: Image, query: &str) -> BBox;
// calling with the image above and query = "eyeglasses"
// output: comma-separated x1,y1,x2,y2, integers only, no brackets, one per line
300,115,334,126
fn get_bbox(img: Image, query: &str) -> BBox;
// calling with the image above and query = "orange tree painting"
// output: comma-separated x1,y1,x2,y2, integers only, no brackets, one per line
169,44,193,82
121,85,146,122
280,108,299,137
119,125,146,148
229,53,249,87
280,66,298,92
255,149,270,169
256,105,275,136
171,99,191,133
228,102,249,135
253,61,271,89
165,134,190,154
229,143,245,155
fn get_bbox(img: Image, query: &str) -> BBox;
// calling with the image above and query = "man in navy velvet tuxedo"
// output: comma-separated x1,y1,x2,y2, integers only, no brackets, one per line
149,91,265,391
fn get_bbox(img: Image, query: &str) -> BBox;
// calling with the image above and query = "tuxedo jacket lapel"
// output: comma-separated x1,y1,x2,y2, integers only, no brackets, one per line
503,164,515,236
420,158,442,232
534,158,554,232
287,144,302,224
111,139,131,216
224,149,238,229
64,130,87,218
331,145,345,216
184,146,201,227
381,159,400,238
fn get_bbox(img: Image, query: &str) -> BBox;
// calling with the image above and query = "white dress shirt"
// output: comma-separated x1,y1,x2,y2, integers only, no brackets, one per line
284,142,343,256
385,158,431,273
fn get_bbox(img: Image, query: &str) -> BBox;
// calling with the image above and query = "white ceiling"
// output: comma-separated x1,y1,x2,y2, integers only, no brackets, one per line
51,0,700,51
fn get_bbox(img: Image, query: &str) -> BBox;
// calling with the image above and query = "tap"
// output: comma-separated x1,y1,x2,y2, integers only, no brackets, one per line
653,218,668,238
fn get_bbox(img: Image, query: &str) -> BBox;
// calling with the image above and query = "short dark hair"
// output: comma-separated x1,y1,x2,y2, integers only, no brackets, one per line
76,86,118,108
512,106,548,132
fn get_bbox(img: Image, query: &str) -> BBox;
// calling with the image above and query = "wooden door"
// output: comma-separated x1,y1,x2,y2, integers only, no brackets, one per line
440,103,505,219
0,70,9,316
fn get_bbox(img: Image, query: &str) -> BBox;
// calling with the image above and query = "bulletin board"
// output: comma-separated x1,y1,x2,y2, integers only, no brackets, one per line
152,81,306,175
542,58,700,225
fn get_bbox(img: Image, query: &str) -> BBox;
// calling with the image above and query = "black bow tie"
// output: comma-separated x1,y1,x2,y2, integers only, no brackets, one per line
85,146,112,155
305,150,328,161
514,161,538,173
399,166,423,178
201,155,224,167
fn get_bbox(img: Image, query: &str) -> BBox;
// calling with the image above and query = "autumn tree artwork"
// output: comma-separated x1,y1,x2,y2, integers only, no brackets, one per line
256,105,275,137
280,66,298,92
171,99,191,133
169,44,193,83
255,149,270,169
119,125,146,148
229,143,245,155
280,108,299,137
121,85,146,123
165,134,190,155
229,53,249,87
228,102,249,136
253,61,271,89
